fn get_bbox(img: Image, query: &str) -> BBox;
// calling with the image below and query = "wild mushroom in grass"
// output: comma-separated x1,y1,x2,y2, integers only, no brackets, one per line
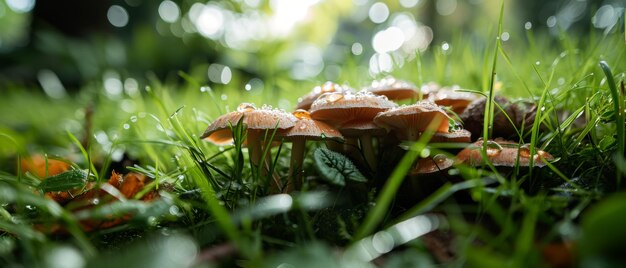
460,96,535,140
296,81,354,110
276,109,343,191
201,103,297,182
310,91,397,169
428,85,480,114
338,121,388,171
363,76,419,101
430,128,472,143
456,139,554,167
373,101,451,141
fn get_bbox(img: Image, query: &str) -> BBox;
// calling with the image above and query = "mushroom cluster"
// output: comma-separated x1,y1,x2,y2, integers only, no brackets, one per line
200,76,554,193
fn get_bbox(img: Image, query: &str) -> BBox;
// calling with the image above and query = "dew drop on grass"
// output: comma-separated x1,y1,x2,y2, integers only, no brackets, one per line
524,21,532,30
25,205,35,210
245,84,252,91
420,148,430,158
169,205,180,216
535,61,541,65
123,123,130,130
92,198,100,205
130,115,138,122
147,216,158,226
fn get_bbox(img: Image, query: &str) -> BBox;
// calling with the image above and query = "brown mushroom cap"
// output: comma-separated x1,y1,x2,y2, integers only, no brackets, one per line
420,82,441,99
429,86,480,114
430,129,472,143
373,101,451,140
310,91,397,127
277,110,343,141
411,154,454,175
363,76,418,100
296,82,354,110
201,103,297,145
456,140,554,167
339,121,388,137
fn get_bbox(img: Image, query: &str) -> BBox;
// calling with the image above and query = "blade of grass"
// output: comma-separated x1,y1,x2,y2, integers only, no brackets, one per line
599,61,624,189
352,118,442,241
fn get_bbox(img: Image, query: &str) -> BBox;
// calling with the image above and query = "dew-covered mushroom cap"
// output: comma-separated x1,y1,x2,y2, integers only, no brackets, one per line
201,103,297,145
373,101,451,140
363,76,418,100
456,140,555,167
296,82,354,110
277,110,343,141
310,91,397,127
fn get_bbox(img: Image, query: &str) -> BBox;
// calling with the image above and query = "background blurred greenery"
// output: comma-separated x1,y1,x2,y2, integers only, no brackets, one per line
1,0,623,91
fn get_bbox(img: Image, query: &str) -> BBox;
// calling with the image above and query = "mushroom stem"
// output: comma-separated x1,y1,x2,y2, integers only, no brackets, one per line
248,130,275,189
288,138,306,191
359,134,376,171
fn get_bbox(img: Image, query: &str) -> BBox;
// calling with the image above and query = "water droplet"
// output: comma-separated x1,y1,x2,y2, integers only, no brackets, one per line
321,81,337,93
25,205,35,210
147,216,158,226
485,140,503,156
221,94,228,100
524,21,532,30
535,61,541,65
519,144,532,158
130,116,138,122
123,123,130,130
237,103,256,112
420,148,430,158
293,109,312,120
433,154,447,164
325,93,344,103
169,205,180,216
92,198,100,205
540,106,546,112
299,124,307,130
245,84,252,91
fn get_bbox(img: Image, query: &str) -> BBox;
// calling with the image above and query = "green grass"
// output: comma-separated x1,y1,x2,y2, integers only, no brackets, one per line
0,6,625,268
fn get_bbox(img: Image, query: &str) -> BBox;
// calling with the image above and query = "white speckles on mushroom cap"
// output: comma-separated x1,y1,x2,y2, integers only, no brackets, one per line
428,86,480,114
373,101,451,140
296,82,354,110
201,103,297,145
309,91,397,127
278,110,343,141
363,76,418,100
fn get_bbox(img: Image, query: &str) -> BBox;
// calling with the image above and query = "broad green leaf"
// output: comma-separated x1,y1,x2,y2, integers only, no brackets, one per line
313,148,366,186
38,169,88,192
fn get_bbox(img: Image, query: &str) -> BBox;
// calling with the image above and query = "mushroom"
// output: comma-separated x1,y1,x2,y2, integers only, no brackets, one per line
337,121,388,171
310,91,397,169
276,109,343,191
428,85,480,114
460,96,531,140
430,129,472,143
296,81,353,111
420,82,441,99
456,139,554,167
201,103,297,180
363,76,419,101
411,154,454,175
373,101,451,141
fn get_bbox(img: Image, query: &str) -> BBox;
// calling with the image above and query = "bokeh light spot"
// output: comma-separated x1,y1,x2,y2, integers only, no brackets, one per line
159,0,180,23
107,5,129,28
369,2,389,24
